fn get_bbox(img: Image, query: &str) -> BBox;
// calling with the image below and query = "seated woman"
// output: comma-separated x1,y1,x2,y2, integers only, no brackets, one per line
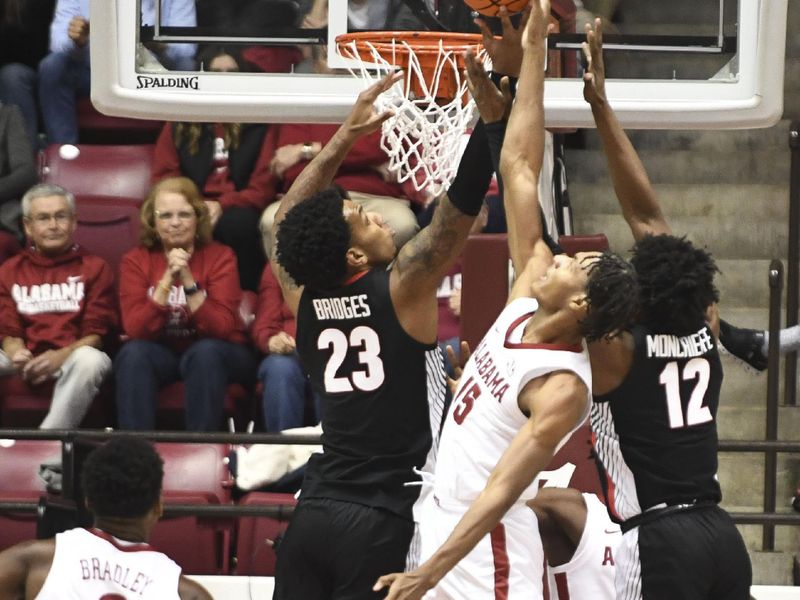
115,177,255,431
151,45,276,292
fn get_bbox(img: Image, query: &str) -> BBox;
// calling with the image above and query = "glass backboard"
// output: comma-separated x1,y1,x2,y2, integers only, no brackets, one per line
90,0,788,129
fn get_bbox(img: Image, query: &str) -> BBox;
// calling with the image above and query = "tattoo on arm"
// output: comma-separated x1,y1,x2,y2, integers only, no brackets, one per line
394,198,465,281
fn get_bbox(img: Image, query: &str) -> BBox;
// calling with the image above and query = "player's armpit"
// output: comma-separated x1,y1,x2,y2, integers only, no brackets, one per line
508,239,554,304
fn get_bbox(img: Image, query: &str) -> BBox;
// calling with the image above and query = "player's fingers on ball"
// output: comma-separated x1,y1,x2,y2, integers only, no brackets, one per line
498,6,513,32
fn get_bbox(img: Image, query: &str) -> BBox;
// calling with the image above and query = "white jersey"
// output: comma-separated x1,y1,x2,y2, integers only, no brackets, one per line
35,528,182,600
546,493,621,600
434,297,592,504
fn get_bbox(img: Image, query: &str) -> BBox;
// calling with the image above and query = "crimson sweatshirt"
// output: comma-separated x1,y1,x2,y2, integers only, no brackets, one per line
0,245,117,354
119,242,248,352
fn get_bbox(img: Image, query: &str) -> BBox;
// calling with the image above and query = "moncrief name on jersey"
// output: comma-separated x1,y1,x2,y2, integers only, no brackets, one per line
646,326,714,358
79,557,154,596
12,276,84,314
470,338,510,402
312,294,371,321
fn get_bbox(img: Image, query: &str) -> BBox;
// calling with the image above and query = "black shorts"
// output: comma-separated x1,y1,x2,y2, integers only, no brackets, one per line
626,505,751,600
273,497,414,600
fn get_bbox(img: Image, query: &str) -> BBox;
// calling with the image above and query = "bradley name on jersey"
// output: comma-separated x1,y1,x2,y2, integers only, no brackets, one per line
646,326,714,359
78,556,154,596
312,294,371,321
12,276,85,314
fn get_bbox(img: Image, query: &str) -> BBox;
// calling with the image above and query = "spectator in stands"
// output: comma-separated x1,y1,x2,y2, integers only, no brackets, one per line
0,104,37,244
0,0,55,149
38,0,196,144
0,437,213,599
152,45,274,292
252,262,320,432
259,122,420,256
195,1,303,73
0,183,116,428
115,177,255,432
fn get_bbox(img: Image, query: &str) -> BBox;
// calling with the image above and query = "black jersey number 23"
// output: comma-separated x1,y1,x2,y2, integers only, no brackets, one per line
317,326,385,393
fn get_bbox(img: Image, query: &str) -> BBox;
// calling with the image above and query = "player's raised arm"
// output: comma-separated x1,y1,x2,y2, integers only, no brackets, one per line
498,0,549,274
498,0,554,301
583,18,669,241
389,121,495,340
270,72,401,304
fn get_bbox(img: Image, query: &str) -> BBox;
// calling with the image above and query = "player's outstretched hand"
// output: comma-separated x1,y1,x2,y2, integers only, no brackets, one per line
523,0,551,49
343,71,404,138
373,568,435,600
464,50,512,124
474,4,530,78
582,18,607,106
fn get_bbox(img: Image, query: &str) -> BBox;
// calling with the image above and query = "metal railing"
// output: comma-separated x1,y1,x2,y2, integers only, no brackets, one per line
718,122,800,552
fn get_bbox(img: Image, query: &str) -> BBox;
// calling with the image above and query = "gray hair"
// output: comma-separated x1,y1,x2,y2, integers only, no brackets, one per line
21,183,76,218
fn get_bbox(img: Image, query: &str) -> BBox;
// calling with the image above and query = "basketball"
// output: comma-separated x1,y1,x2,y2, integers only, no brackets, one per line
462,0,529,17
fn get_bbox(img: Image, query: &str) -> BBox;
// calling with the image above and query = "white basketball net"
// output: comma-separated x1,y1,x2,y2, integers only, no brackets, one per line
338,38,488,198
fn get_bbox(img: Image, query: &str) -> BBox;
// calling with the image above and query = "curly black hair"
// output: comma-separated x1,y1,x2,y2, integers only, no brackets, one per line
80,438,164,519
275,187,351,290
631,234,720,336
579,251,640,342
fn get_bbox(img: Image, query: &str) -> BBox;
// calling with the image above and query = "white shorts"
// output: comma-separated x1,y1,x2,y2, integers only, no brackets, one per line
420,495,543,600
547,493,620,600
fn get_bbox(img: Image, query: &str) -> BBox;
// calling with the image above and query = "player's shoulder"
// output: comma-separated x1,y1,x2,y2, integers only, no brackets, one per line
1,537,56,566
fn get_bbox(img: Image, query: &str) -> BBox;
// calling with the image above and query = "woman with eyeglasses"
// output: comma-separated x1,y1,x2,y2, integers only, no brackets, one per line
114,176,255,431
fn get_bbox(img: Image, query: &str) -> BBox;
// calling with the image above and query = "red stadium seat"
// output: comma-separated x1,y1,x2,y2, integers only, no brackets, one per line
0,440,62,551
0,231,21,265
155,383,253,432
460,234,510,350
72,195,141,274
558,234,609,255
148,443,234,574
0,377,113,429
40,144,155,201
234,492,296,575
76,97,162,145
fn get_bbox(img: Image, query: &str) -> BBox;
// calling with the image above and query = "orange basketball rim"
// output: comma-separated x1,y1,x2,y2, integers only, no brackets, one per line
336,31,484,102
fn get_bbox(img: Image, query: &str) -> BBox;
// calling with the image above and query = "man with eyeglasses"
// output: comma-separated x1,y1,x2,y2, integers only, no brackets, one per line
0,183,117,428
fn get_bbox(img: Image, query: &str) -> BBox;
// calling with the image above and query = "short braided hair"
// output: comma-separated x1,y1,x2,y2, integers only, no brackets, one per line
579,251,640,342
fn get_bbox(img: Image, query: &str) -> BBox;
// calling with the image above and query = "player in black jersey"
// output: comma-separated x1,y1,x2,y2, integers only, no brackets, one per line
267,72,503,599
578,19,751,600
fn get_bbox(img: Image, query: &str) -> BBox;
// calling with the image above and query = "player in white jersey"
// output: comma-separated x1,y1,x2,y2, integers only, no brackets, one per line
0,437,211,600
374,2,638,598
530,488,620,600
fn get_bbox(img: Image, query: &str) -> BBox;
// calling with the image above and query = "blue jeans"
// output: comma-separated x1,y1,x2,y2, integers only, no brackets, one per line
37,51,91,144
115,338,256,431
258,352,318,432
0,63,39,150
